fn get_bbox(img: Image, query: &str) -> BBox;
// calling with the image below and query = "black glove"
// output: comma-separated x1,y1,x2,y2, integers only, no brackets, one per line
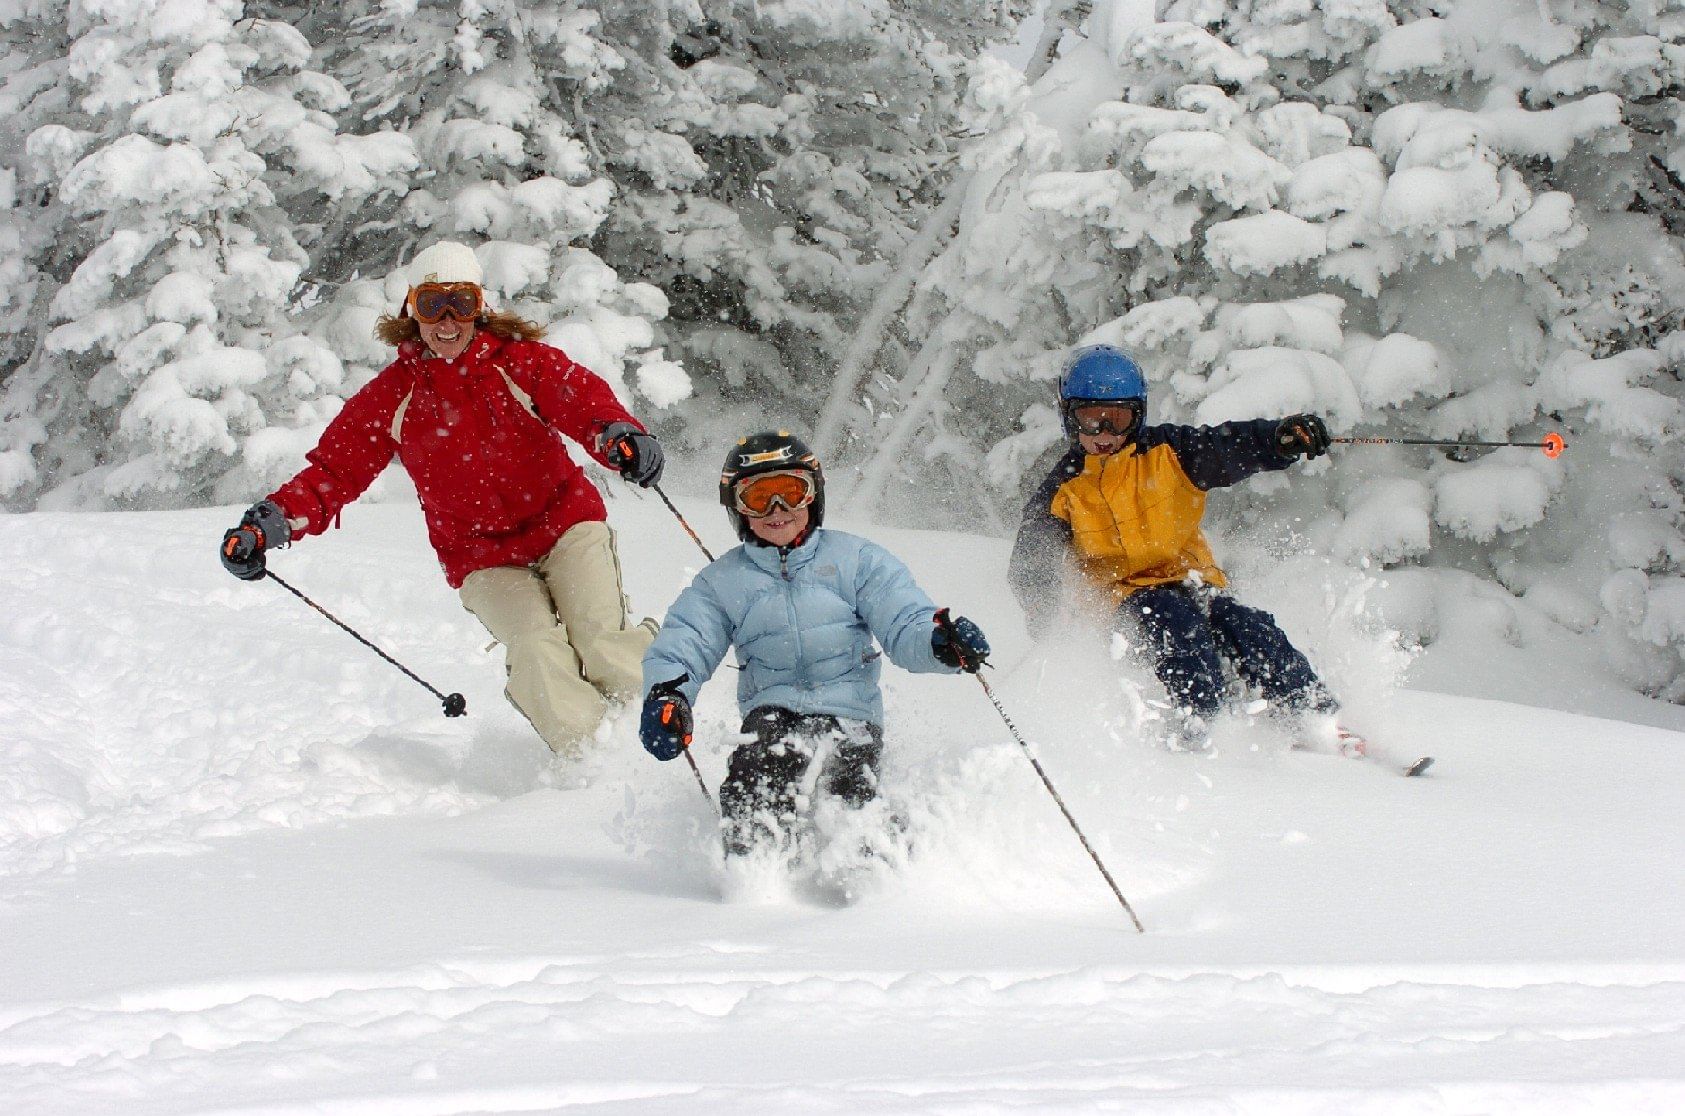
640,675,693,761
219,500,291,581
600,422,665,487
1274,414,1331,460
932,608,991,673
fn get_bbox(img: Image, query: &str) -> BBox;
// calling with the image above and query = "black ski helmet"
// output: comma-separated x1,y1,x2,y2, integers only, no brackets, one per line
720,430,824,543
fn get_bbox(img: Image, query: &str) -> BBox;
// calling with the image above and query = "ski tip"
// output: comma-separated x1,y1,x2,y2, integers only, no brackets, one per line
1404,756,1435,777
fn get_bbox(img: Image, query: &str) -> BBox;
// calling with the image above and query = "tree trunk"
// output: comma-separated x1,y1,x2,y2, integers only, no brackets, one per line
812,189,966,457
1024,1,1094,86
840,307,965,513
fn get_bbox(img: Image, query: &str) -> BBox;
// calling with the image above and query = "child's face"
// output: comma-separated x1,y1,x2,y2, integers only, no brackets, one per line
748,503,810,548
1078,430,1129,457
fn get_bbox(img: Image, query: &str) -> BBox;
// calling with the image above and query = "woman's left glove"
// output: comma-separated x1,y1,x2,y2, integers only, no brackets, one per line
600,422,665,487
932,608,991,673
640,675,693,761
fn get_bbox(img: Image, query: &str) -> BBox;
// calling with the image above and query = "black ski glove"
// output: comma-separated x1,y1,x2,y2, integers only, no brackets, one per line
220,500,291,581
600,422,665,487
932,608,991,673
640,675,693,761
1274,414,1332,460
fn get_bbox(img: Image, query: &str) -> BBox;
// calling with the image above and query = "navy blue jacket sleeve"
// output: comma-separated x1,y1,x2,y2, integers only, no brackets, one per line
1008,448,1082,624
1141,418,1294,491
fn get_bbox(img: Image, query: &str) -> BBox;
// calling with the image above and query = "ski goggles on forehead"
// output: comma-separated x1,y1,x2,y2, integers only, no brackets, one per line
410,283,483,324
1069,401,1141,437
732,470,817,518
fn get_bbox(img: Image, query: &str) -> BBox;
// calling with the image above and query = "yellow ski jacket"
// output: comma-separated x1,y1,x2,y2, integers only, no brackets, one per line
1009,419,1292,619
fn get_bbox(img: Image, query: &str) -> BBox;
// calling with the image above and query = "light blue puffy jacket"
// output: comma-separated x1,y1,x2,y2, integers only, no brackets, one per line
642,528,956,727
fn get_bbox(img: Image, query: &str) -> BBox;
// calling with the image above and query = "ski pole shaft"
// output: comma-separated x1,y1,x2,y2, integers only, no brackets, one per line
937,613,1144,932
265,570,467,718
1335,432,1566,458
650,482,716,563
682,749,715,808
973,672,1145,933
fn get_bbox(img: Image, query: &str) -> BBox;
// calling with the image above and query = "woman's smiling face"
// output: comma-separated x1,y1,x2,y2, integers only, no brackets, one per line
418,314,476,360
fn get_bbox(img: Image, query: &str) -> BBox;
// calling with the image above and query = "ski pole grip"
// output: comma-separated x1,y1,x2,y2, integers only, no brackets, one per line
443,693,467,717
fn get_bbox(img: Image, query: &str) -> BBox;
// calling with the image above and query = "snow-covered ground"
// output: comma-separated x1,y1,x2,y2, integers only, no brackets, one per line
2,489,1683,1113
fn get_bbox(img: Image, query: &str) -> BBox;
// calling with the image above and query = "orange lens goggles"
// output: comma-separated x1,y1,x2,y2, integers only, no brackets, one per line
1070,403,1140,437
410,283,483,324
733,470,816,517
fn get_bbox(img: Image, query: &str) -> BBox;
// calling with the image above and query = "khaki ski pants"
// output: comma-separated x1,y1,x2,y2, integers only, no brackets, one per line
459,521,657,759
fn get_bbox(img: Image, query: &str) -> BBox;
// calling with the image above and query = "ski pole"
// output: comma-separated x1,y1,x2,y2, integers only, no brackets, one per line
265,570,467,718
1334,432,1566,459
682,750,715,809
649,482,716,563
937,611,1145,933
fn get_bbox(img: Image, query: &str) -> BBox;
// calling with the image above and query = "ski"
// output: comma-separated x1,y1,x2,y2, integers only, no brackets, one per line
1337,727,1433,778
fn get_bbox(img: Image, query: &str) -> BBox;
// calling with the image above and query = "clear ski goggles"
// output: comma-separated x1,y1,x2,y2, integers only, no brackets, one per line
409,282,483,324
1069,401,1141,437
732,469,817,518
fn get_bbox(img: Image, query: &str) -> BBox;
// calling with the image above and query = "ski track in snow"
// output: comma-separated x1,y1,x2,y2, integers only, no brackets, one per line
3,501,1684,1112
2,963,1681,1114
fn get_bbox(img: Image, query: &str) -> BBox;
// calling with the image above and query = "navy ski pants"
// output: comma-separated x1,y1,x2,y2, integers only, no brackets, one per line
719,707,883,857
1119,584,1333,719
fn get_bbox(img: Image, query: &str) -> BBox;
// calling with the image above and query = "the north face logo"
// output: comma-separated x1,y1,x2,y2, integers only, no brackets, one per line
817,564,838,576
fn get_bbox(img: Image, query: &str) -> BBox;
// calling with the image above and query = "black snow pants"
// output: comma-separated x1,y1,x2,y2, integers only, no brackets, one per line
719,706,883,857
1119,584,1335,720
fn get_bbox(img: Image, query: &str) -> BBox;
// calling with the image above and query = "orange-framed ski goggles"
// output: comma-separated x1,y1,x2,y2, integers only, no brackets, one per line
409,282,483,324
1069,401,1141,437
732,470,817,518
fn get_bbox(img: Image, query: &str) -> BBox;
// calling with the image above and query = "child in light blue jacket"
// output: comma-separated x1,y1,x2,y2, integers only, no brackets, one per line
640,431,991,857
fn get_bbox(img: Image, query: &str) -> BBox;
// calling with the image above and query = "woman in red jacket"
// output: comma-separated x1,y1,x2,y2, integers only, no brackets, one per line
220,242,666,760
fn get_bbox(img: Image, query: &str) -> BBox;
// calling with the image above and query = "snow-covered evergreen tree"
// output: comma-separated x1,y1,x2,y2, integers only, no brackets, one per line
869,0,1685,699
288,0,1024,476
0,1,421,507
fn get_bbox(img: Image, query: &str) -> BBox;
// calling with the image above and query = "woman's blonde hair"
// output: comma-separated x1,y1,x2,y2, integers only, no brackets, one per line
375,305,547,347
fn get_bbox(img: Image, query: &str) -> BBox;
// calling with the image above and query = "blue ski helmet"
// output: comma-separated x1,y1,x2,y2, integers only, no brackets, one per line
1058,344,1147,435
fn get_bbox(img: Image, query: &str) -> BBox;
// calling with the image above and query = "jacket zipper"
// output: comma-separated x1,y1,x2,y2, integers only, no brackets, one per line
780,546,806,697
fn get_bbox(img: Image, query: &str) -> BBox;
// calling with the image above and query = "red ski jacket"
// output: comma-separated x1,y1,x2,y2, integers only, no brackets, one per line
267,331,644,587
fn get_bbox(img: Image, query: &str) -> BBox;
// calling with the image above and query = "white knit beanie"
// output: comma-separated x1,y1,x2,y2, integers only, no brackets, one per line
406,241,483,288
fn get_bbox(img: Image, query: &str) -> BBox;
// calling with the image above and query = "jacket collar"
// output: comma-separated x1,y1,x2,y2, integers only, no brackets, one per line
1080,440,1140,474
399,330,505,368
740,529,823,574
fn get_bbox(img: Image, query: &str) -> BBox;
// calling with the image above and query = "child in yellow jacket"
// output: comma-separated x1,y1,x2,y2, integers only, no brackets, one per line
1009,344,1336,750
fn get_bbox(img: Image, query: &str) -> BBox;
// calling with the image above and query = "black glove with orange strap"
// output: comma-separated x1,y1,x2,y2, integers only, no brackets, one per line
601,422,665,487
220,500,291,581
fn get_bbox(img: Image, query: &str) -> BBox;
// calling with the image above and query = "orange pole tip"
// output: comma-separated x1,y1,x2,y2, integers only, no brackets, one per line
1541,432,1566,459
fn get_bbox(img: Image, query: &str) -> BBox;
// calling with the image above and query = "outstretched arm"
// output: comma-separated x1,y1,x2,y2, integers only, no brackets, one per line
1145,418,1298,491
266,368,409,537
642,573,734,707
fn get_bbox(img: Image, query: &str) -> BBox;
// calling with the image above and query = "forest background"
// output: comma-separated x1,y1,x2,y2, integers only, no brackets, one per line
2,0,1684,705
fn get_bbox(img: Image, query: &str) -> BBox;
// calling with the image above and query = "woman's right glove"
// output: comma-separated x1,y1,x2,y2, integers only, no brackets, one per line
220,500,291,581
640,675,693,761
932,608,991,673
